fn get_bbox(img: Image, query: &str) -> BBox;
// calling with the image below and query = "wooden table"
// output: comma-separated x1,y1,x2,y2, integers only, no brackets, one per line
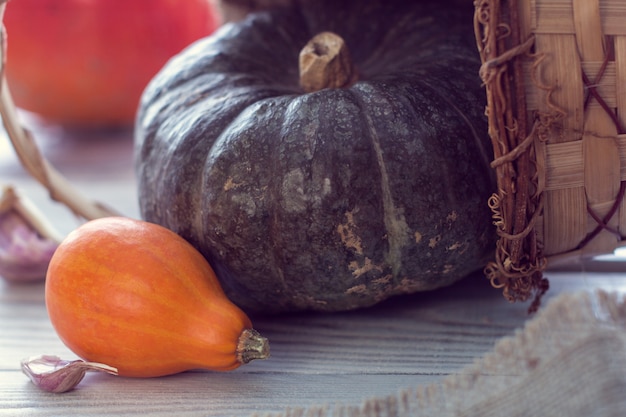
2,118,625,416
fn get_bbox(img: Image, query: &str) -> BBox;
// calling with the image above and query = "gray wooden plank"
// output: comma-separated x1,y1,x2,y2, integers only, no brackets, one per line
5,271,624,417
0,370,442,417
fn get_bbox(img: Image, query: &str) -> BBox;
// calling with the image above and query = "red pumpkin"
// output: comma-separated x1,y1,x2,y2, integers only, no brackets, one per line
3,0,220,126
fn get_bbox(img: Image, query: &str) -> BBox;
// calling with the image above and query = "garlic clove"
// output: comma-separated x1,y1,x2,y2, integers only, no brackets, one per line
0,211,59,282
0,186,62,282
21,355,118,393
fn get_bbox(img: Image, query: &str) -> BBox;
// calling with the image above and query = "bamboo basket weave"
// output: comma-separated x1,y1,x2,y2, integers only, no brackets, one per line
474,0,626,310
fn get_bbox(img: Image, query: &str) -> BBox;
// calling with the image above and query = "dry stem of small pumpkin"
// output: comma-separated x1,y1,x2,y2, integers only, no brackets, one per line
0,2,118,221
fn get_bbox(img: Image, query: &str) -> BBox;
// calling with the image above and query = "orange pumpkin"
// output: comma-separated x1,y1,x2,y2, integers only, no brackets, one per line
4,0,220,126
45,217,269,378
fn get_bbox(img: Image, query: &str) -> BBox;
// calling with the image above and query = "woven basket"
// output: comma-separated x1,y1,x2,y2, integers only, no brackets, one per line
474,0,626,310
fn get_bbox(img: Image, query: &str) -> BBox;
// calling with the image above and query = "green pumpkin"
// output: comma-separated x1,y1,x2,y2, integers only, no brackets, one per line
134,0,495,313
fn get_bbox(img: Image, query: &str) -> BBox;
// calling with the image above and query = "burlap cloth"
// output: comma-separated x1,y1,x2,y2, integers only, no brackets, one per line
262,290,626,417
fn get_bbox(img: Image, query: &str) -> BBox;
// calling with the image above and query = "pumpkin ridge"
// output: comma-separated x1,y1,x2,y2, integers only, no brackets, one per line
282,93,351,308
264,89,370,310
348,87,410,279
209,95,299,304
266,99,289,295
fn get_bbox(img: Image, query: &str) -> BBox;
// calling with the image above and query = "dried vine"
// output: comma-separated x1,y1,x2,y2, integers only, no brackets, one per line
474,0,549,313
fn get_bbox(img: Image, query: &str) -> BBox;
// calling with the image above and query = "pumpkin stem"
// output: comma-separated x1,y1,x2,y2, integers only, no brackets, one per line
236,328,270,364
299,32,358,93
